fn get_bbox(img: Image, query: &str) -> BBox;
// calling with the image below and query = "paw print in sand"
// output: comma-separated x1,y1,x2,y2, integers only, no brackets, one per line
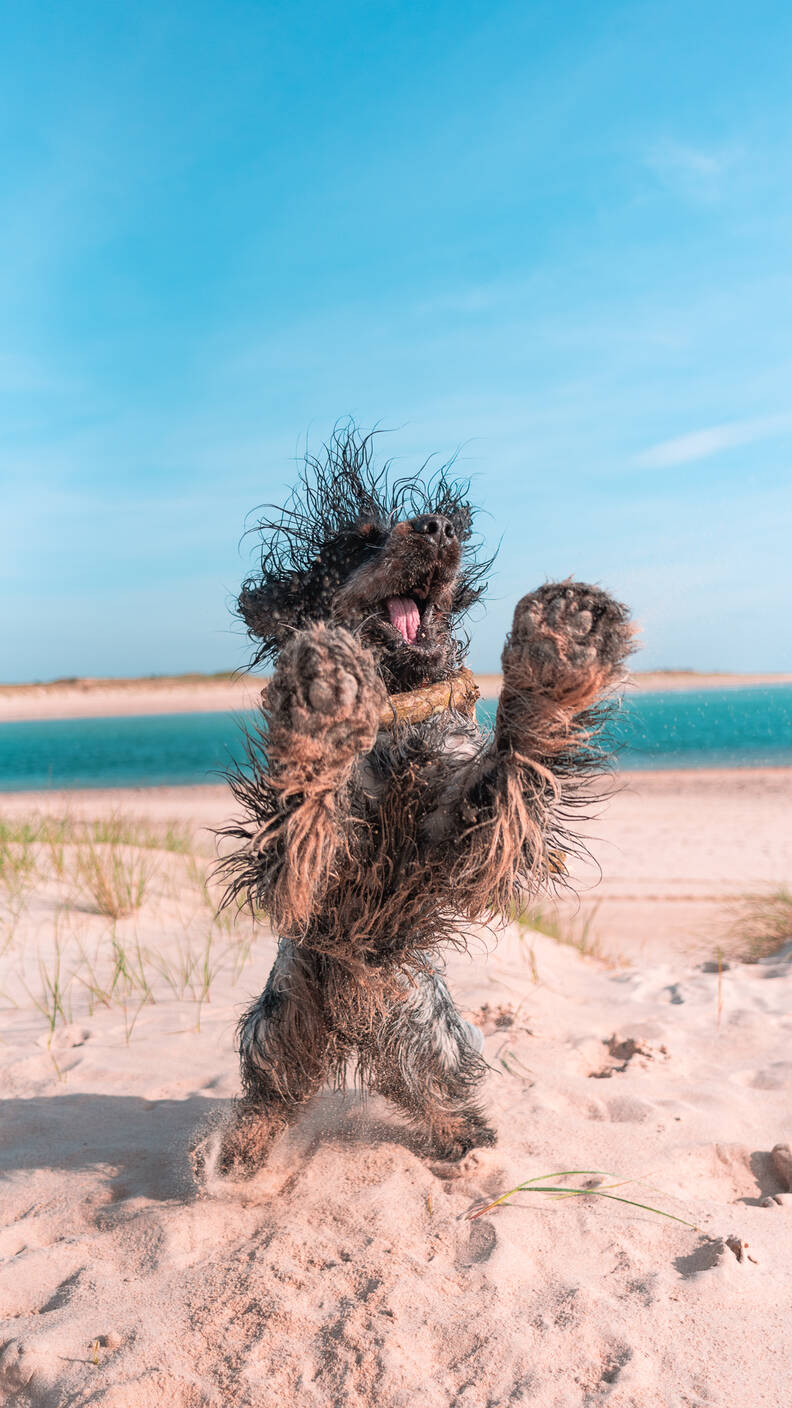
503,581,633,699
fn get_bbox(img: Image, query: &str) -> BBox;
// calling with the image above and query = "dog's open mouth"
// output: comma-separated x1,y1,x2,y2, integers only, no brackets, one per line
332,536,458,668
386,595,421,644
381,579,440,651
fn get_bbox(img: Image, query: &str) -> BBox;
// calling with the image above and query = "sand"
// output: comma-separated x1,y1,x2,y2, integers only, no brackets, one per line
1,771,791,1406
2,670,792,722
0,676,267,724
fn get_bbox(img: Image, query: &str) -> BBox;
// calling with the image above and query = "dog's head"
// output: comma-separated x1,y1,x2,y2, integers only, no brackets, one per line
239,426,491,692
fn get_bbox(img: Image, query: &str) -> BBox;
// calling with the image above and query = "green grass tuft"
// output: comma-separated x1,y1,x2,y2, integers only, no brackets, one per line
513,900,606,961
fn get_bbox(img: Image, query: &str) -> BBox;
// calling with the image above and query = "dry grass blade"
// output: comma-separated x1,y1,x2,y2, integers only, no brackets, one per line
19,936,72,1035
467,1169,608,1219
73,838,154,919
122,995,148,1046
467,1169,699,1229
514,901,606,962
0,822,39,944
723,889,792,963
89,813,195,854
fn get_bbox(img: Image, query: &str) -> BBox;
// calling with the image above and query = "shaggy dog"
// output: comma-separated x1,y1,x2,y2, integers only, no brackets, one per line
199,426,632,1178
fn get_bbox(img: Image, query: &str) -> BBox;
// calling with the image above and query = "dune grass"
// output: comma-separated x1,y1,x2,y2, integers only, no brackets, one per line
0,812,196,859
0,822,39,952
467,1169,699,1229
0,810,260,1039
74,838,154,919
23,938,72,1033
514,900,606,962
0,812,207,926
724,889,792,964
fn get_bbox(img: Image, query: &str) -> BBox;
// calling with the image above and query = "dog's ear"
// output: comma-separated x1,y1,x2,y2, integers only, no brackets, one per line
239,577,295,650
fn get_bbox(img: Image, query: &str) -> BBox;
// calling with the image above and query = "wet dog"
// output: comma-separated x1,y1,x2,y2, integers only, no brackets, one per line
197,426,632,1177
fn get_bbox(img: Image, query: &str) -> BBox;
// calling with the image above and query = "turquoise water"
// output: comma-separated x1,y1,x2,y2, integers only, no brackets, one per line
1,687,791,791
476,686,792,771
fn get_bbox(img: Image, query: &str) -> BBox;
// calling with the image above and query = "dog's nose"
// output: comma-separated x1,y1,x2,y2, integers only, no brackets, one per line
409,514,456,545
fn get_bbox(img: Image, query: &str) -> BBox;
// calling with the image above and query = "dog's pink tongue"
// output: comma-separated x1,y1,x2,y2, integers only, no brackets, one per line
386,595,420,644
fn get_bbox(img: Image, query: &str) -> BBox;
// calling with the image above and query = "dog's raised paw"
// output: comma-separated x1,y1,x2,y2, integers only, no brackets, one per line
503,581,633,698
269,623,387,762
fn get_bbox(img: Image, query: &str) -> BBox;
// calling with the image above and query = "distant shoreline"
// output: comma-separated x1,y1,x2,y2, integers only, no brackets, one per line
1,668,791,724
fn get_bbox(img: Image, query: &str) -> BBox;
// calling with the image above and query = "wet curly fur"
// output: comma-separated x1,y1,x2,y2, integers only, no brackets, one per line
193,425,634,1179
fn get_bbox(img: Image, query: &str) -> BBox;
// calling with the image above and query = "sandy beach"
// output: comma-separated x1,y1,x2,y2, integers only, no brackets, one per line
6,0,791,1400
1,768,791,1405
2,669,792,723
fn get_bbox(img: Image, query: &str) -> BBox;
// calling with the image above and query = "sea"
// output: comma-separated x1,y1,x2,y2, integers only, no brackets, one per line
1,687,791,792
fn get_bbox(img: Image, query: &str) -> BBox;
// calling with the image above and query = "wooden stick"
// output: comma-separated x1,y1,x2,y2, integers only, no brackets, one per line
378,666,480,730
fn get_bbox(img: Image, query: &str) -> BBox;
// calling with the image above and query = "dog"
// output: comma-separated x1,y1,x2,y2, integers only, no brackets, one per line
198,426,632,1177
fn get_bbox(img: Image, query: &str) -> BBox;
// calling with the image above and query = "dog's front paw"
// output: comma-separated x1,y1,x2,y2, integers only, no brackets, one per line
503,581,633,703
269,624,387,767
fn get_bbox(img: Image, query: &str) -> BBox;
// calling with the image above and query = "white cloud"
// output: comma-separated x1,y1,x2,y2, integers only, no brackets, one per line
645,140,741,203
634,415,791,469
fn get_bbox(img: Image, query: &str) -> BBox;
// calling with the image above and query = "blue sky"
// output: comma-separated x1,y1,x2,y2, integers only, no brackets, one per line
2,0,791,681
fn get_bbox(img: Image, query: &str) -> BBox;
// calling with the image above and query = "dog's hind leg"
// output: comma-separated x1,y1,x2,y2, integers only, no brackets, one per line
369,969,496,1161
196,942,334,1180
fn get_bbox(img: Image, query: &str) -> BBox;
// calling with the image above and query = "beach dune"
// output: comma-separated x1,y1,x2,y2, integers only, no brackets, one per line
2,668,792,723
1,769,791,1404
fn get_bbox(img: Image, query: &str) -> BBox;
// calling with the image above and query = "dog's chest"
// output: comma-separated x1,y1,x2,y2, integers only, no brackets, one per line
354,716,481,810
